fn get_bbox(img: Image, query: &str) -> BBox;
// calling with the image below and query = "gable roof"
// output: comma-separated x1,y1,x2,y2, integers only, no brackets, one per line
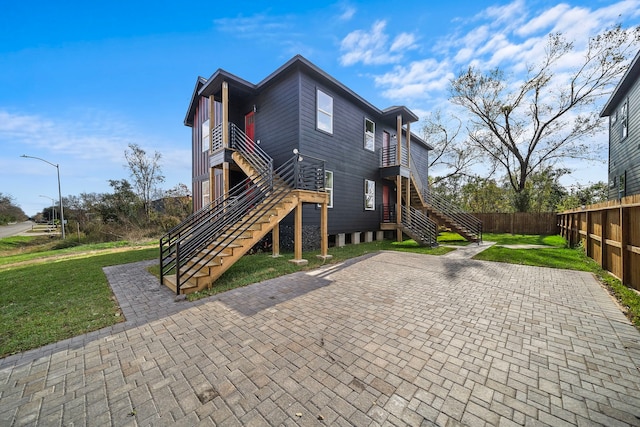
600,49,640,117
185,54,419,127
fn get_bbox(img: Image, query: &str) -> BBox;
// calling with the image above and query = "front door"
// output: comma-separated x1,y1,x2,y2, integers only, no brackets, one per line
245,111,255,152
382,185,391,221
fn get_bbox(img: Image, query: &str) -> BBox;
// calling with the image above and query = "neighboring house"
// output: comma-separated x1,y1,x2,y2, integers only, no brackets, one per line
601,49,640,199
160,55,481,295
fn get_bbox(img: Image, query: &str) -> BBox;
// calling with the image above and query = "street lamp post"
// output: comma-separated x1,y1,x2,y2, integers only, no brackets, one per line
39,195,56,224
21,155,66,239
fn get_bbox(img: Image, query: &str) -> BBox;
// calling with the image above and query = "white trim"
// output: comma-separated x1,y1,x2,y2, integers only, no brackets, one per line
316,89,333,134
365,179,375,210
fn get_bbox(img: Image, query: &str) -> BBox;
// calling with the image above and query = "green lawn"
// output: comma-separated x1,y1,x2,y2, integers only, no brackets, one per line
0,247,158,358
482,233,566,246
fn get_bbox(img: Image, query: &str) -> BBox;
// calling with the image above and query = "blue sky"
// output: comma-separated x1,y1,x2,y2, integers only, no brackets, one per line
1,0,639,216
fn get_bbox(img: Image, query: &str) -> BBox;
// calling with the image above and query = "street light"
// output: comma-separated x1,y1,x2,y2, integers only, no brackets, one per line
38,195,56,224
21,155,66,239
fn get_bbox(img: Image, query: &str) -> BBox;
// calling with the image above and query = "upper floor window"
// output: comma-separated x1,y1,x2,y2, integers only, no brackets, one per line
317,89,333,134
364,118,375,151
621,99,628,140
202,119,210,152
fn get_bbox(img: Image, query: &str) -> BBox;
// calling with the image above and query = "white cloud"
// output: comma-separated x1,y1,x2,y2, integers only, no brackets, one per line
340,20,418,66
338,4,356,21
374,59,454,101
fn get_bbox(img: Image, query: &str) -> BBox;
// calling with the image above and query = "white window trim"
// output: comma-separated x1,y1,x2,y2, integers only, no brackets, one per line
364,118,375,151
621,99,628,140
325,170,334,208
365,179,375,211
202,119,210,152
316,89,333,134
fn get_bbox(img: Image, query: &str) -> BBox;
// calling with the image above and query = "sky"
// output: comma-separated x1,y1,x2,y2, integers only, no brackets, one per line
1,1,639,216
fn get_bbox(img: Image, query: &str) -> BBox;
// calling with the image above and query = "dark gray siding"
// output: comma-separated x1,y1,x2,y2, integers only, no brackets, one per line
608,72,640,199
252,71,301,166
411,142,430,190
296,72,399,234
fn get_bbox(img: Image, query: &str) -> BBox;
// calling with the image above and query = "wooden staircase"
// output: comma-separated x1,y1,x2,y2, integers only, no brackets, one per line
162,188,298,294
160,123,328,295
409,175,482,243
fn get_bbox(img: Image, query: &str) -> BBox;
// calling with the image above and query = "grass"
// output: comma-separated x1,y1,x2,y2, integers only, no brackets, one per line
482,233,566,246
437,231,471,246
474,234,640,328
0,247,158,358
149,239,455,301
0,237,156,268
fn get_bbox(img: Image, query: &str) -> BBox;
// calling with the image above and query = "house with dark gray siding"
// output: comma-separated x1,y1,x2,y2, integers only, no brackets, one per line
160,55,481,295
601,50,640,199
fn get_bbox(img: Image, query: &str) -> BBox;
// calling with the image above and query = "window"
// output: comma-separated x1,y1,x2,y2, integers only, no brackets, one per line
621,99,628,140
611,109,617,126
364,118,375,151
202,180,210,206
364,179,375,210
316,89,333,134
202,119,210,152
325,170,334,208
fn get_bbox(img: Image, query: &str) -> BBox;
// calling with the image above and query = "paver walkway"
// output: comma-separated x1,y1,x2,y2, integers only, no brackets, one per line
1,248,640,426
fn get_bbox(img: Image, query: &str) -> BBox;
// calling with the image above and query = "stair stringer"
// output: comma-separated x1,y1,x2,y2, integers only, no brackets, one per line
408,174,480,243
163,191,299,294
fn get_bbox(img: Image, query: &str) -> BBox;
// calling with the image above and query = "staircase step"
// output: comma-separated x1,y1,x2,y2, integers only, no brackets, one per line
163,274,198,294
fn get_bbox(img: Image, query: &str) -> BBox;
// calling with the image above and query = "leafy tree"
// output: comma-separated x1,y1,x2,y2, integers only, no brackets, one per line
450,25,640,212
557,181,608,211
525,167,569,213
162,183,192,219
98,179,142,225
0,193,27,224
124,143,165,220
460,177,511,213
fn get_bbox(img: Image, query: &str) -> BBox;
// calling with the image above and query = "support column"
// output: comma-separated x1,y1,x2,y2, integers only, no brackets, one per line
317,200,332,261
396,176,403,242
272,222,280,258
289,201,308,265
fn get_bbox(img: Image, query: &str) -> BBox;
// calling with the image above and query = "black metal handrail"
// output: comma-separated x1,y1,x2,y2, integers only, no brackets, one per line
379,203,396,223
409,156,482,242
160,121,325,293
400,204,438,247
379,145,409,168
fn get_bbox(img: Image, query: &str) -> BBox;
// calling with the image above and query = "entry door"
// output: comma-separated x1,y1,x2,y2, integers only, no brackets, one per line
382,185,391,221
244,111,255,152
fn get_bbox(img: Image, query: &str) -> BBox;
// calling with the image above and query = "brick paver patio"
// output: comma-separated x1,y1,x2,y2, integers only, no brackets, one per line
1,249,640,426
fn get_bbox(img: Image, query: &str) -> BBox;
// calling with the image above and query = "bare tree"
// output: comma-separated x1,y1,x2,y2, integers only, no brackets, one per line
124,143,165,220
422,110,481,185
450,25,640,211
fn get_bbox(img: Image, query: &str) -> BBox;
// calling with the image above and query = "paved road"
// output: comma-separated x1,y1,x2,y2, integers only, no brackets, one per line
1,249,639,426
0,221,35,239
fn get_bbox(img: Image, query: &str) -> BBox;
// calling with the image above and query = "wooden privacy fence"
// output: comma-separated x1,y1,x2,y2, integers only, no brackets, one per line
557,194,640,291
473,213,558,235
